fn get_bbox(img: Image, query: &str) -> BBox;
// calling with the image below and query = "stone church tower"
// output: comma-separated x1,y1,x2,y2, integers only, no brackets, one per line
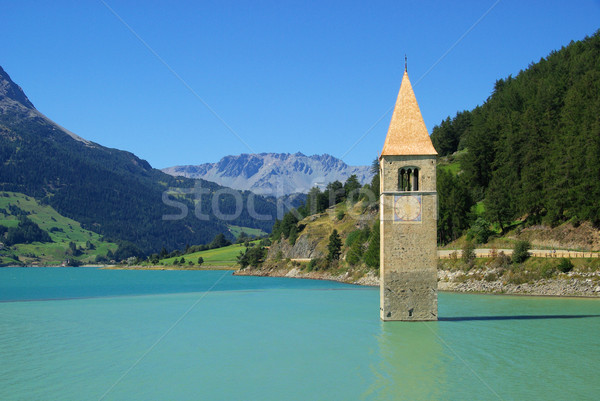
379,68,438,321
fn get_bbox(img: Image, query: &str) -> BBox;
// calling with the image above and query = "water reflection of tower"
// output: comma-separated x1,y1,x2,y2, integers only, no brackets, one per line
367,322,446,400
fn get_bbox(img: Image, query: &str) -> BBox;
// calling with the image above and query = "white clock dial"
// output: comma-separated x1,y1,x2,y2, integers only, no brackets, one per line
394,195,422,222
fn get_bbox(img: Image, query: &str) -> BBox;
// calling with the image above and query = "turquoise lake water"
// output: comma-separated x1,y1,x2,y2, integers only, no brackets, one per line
0,268,599,401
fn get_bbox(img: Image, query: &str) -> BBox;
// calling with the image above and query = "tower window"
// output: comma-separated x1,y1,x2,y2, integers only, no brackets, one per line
398,167,419,191
399,169,406,191
413,169,419,191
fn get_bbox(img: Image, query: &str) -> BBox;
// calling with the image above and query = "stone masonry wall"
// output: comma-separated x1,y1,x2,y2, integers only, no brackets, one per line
380,155,438,321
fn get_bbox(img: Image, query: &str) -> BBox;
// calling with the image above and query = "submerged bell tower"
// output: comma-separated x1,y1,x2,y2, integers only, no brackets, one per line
379,65,438,321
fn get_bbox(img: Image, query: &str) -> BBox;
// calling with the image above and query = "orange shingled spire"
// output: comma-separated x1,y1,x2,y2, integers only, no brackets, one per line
380,70,437,157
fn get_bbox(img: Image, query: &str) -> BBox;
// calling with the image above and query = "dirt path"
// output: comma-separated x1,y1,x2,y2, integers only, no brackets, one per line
438,249,600,259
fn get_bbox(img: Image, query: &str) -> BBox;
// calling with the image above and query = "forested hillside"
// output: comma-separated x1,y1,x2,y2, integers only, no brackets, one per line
0,66,276,254
431,31,600,235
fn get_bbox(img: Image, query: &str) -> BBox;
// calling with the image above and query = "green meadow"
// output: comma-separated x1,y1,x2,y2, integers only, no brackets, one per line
227,225,267,239
0,192,117,266
159,241,260,267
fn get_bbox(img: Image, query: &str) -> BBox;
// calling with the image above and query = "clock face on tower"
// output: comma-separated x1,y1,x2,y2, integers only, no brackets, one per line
394,195,422,223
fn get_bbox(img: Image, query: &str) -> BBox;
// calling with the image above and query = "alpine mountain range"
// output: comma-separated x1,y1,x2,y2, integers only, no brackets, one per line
162,153,373,196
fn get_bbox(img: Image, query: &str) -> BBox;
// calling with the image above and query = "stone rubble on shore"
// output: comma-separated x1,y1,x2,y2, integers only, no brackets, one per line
235,264,600,297
234,264,379,286
438,269,600,297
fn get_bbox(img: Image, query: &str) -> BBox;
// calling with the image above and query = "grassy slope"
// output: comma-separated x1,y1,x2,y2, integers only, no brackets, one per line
227,225,267,239
0,192,117,265
294,201,376,258
437,149,464,175
438,161,461,175
159,241,259,267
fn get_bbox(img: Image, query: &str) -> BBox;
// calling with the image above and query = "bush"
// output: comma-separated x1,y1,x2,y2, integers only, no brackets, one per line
580,258,600,272
557,258,574,273
346,240,364,265
488,251,511,273
467,217,493,244
148,254,160,264
539,262,556,278
461,241,476,268
237,246,267,269
306,258,329,271
505,269,529,285
345,226,370,247
484,272,498,282
345,230,362,247
512,240,531,264
64,258,81,267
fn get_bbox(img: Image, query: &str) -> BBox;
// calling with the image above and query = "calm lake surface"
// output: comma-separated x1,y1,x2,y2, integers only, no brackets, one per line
1,267,599,401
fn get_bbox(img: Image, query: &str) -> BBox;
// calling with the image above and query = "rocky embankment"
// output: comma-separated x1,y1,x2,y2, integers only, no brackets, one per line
515,222,600,252
235,264,600,297
438,269,600,297
234,263,379,286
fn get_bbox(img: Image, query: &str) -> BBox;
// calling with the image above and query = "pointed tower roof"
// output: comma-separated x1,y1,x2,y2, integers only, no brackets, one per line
380,71,437,156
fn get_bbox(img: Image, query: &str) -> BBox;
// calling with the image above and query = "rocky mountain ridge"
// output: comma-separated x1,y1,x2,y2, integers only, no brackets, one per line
0,66,91,145
162,152,373,196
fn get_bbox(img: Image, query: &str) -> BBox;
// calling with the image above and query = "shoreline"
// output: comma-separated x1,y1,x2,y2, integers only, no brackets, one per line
5,264,599,298
234,264,600,298
101,265,236,271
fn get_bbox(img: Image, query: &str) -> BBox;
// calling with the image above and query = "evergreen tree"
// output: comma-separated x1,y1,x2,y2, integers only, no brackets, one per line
346,239,363,265
431,110,471,156
369,159,380,202
344,174,361,202
327,229,342,261
484,176,513,234
325,181,345,206
159,247,168,258
304,187,324,215
209,233,231,249
437,169,473,244
363,221,380,268
288,225,298,246
270,219,282,241
432,31,600,227
280,212,299,239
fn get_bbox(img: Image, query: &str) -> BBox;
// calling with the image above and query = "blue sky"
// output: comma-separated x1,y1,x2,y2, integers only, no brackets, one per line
2,1,599,168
